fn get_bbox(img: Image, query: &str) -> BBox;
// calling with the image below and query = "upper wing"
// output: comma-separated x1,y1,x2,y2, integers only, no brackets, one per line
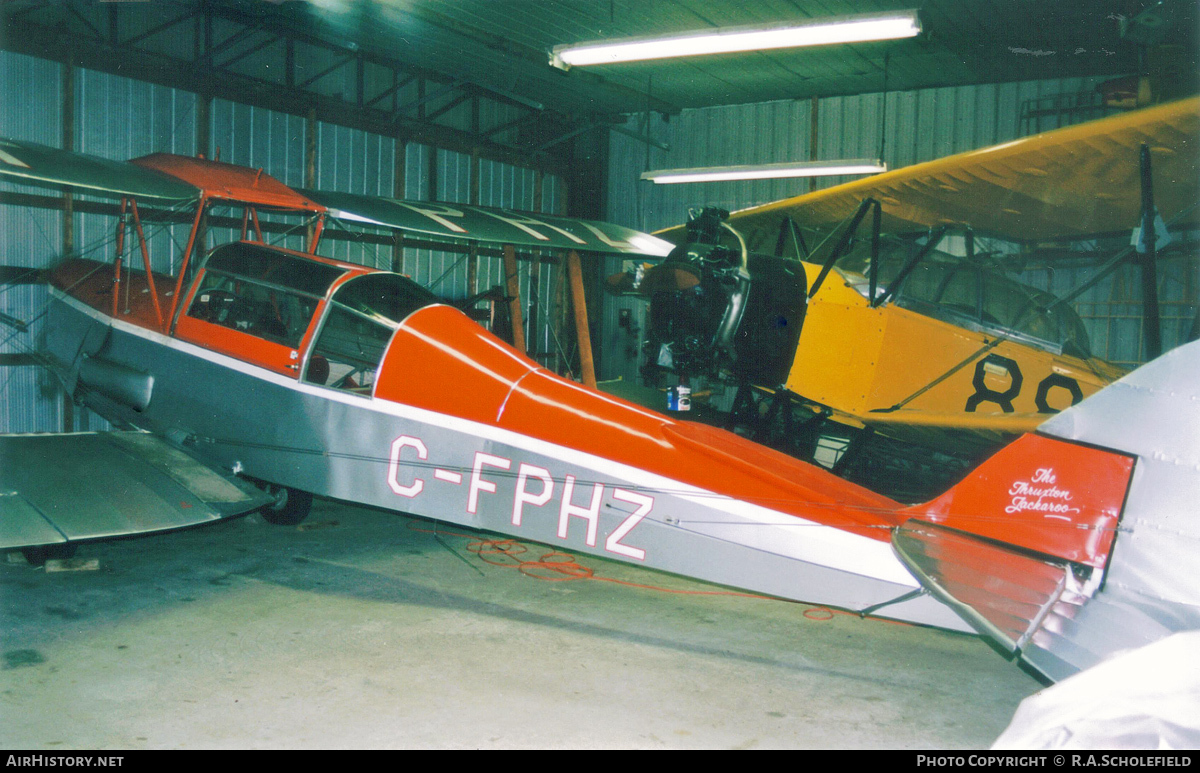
0,138,200,202
303,188,675,257
0,135,674,258
659,97,1200,249
0,432,271,550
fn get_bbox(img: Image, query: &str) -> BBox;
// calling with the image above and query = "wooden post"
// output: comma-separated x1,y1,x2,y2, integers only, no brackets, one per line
426,143,438,203
195,92,212,265
566,250,597,388
196,91,211,155
305,107,317,188
1138,144,1162,361
552,257,568,375
503,244,526,354
61,62,74,259
809,95,820,193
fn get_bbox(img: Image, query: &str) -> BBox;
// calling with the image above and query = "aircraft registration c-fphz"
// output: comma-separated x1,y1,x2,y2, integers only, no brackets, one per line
0,102,1196,682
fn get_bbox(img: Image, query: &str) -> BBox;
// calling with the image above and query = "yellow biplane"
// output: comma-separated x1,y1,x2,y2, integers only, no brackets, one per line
614,97,1199,500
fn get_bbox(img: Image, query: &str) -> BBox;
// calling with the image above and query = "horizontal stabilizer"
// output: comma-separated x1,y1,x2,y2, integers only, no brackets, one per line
0,432,271,550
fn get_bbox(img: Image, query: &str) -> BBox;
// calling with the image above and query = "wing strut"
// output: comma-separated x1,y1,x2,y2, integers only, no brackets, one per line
773,216,808,259
808,198,876,298
567,249,597,388
165,196,209,333
873,225,949,308
503,244,527,354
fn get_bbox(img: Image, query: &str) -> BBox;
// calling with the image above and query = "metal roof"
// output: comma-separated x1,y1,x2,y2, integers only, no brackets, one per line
296,0,1187,115
4,0,1194,176
10,0,1192,121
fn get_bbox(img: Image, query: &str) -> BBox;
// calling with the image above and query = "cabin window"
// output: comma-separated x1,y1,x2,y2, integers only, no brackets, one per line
185,243,343,348
186,271,321,348
925,264,982,322
203,242,344,296
326,273,439,326
302,274,438,395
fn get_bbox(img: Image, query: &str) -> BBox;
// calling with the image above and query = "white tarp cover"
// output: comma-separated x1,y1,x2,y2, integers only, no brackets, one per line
992,631,1200,750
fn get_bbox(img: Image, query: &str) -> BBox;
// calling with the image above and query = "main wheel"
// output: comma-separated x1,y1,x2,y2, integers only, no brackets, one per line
261,485,314,526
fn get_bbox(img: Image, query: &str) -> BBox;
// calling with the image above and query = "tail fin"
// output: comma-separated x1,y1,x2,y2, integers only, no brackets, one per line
894,340,1200,678
901,432,1133,568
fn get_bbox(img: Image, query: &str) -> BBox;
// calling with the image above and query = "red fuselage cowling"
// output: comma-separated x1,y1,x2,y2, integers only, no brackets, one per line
374,304,904,542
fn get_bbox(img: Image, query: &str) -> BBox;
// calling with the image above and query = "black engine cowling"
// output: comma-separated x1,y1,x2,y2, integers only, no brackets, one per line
642,209,807,387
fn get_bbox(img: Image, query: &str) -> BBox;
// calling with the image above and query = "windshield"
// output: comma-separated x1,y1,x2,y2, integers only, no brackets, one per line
302,273,439,395
328,273,439,328
834,241,1093,359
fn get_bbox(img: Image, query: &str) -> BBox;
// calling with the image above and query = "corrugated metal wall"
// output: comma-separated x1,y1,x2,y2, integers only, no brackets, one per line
76,70,199,280
602,76,1198,381
1,52,64,434
0,50,566,433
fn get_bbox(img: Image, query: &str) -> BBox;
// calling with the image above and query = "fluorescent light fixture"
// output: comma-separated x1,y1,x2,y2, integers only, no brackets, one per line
641,159,887,184
550,11,921,68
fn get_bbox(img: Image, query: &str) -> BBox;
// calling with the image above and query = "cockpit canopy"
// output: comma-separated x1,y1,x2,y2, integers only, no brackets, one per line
834,243,1093,359
188,242,344,348
186,242,440,393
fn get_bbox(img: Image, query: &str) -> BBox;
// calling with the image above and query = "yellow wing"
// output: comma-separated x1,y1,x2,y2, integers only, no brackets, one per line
658,97,1200,250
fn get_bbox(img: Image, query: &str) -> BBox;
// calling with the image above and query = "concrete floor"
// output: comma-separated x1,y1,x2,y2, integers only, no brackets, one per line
1,497,1043,749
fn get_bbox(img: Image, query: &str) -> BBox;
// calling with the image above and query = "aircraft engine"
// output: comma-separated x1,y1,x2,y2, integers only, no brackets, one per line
639,208,807,388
